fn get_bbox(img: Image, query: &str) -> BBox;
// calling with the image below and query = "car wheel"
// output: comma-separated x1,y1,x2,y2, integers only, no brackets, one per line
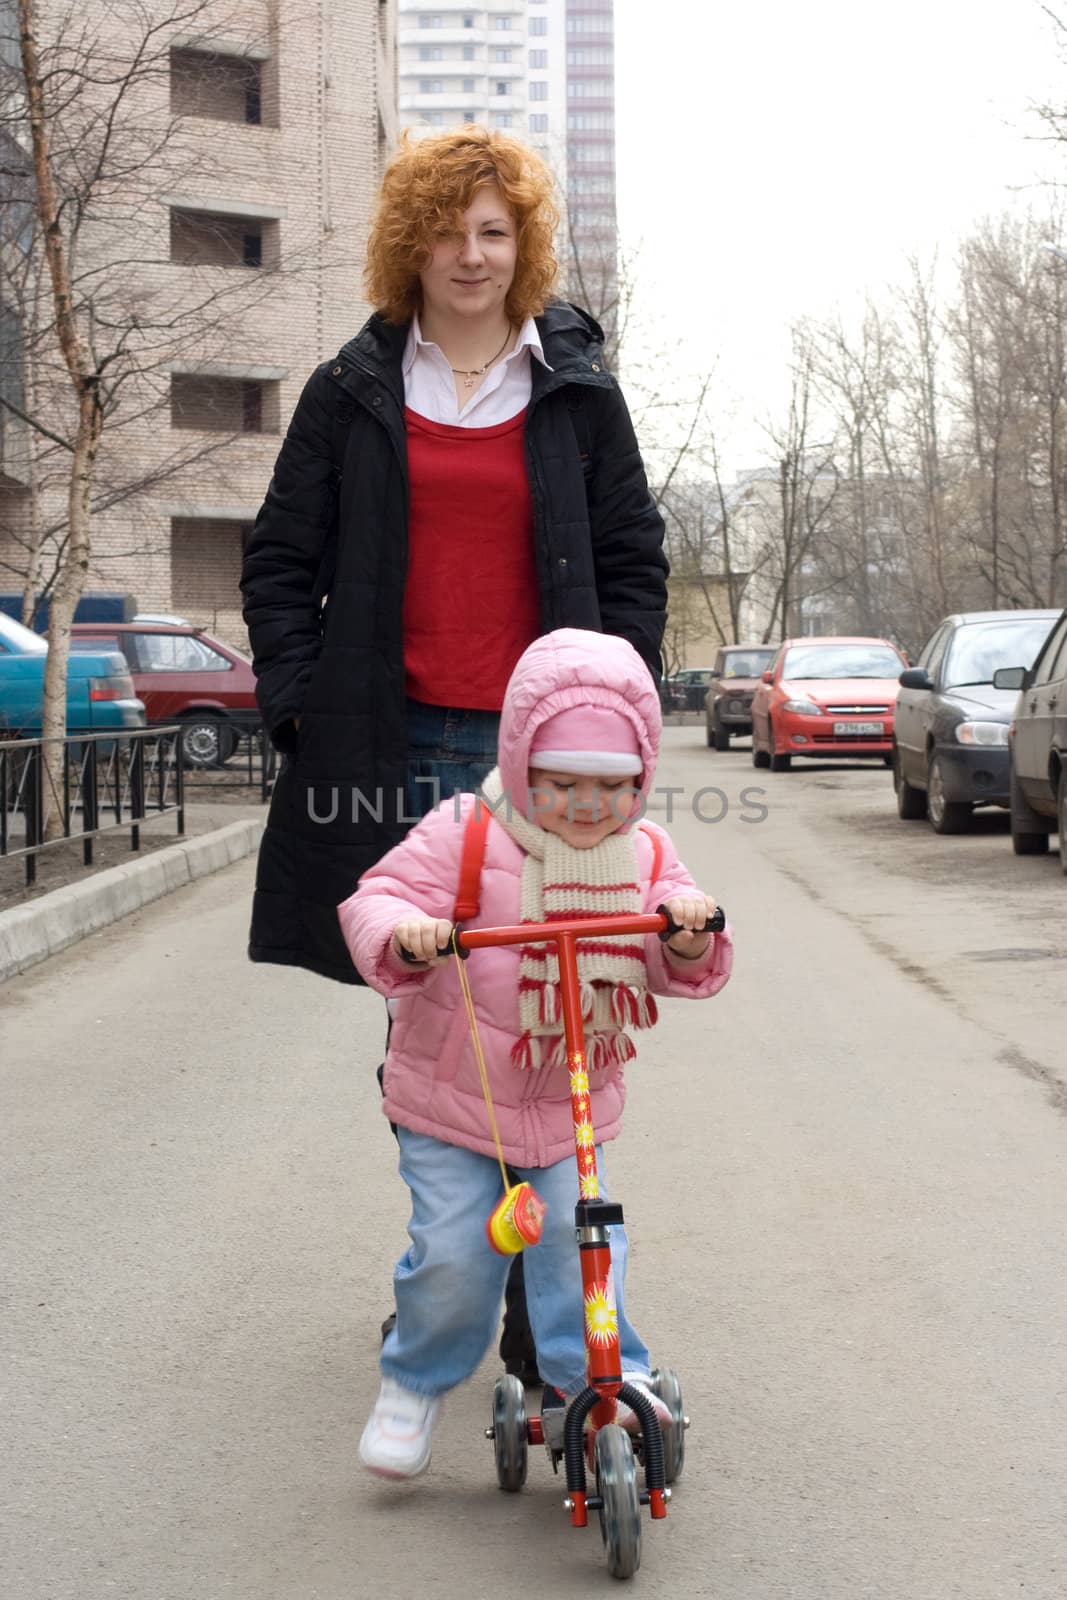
713,717,731,752
705,715,714,748
1010,759,1051,855
927,753,971,834
1059,768,1067,876
751,722,770,769
894,747,927,820
768,721,792,772
179,716,237,770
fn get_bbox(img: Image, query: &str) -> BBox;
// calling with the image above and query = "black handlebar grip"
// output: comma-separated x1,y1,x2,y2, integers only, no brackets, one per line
398,942,453,964
396,924,467,963
655,902,726,941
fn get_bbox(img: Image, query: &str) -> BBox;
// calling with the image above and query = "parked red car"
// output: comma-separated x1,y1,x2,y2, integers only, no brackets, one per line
751,636,907,770
70,622,258,767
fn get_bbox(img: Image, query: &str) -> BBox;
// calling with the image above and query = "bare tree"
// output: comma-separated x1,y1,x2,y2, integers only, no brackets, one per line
1031,4,1067,150
755,332,838,640
561,206,625,369
657,477,733,668
949,212,1067,609
882,258,955,637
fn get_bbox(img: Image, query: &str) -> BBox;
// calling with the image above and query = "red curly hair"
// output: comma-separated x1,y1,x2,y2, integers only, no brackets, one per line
364,126,560,325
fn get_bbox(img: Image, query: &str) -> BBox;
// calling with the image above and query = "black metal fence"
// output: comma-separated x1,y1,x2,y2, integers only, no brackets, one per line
1,719,279,889
0,726,185,887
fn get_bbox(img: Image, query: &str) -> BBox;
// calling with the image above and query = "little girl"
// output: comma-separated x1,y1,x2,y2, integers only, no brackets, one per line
338,628,733,1479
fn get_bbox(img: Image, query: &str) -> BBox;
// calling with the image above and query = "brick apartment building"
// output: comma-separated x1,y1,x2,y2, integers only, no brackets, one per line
396,0,618,340
0,0,398,650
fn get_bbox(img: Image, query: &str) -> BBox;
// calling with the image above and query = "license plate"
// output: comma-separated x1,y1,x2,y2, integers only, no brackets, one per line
834,720,884,736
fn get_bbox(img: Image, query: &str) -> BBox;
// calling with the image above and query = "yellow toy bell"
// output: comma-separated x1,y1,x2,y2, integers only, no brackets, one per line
486,1182,546,1255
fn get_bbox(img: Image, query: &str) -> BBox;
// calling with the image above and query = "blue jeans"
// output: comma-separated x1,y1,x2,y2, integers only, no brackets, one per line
382,1129,652,1398
404,698,500,821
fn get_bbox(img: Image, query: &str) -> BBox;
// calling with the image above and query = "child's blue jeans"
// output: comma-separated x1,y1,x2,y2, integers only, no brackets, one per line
382,1129,653,1399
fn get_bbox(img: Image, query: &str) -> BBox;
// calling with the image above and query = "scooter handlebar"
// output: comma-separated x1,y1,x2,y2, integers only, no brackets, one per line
396,905,726,963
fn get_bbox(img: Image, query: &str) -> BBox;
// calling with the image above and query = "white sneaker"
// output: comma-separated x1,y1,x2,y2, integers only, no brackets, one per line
615,1376,672,1435
359,1377,440,1479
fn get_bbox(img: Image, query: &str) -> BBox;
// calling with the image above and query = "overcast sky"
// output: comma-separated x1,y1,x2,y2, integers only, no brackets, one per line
614,0,1064,476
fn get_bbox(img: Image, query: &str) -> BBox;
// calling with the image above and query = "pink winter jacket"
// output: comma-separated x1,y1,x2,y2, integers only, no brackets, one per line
337,630,733,1168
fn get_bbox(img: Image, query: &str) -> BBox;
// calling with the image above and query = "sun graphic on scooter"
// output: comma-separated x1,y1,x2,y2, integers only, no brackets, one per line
575,1119,595,1149
569,1065,589,1096
584,1282,619,1346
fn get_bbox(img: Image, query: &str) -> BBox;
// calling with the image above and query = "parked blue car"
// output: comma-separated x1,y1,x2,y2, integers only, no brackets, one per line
0,610,145,737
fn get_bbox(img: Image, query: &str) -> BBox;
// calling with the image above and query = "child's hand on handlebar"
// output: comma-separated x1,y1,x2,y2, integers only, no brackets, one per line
662,894,718,961
392,917,453,966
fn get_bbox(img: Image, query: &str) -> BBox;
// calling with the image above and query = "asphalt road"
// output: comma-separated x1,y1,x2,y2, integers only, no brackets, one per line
3,727,1065,1600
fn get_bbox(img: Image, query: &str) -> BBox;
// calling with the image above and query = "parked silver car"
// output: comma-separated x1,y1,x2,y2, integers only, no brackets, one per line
894,609,1059,833
998,606,1067,869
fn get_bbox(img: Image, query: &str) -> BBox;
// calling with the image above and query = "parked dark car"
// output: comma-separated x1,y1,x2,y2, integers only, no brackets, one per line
704,643,778,749
0,610,144,737
893,609,1060,834
997,607,1067,869
663,667,715,712
70,622,258,768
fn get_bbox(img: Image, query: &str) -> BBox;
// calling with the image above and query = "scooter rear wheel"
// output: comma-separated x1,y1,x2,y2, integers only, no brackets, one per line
491,1375,528,1492
595,1423,641,1578
650,1366,686,1483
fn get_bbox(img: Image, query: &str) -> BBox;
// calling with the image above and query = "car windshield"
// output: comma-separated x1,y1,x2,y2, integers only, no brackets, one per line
0,611,47,654
723,650,775,678
782,643,902,680
943,617,1057,688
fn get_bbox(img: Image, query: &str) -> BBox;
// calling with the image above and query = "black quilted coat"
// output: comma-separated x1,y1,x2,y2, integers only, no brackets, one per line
240,301,668,983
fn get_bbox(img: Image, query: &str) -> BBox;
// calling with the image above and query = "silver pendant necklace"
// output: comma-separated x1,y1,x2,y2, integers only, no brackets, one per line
450,327,514,390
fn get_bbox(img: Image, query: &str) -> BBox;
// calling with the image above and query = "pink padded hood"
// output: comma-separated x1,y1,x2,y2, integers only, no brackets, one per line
496,629,662,824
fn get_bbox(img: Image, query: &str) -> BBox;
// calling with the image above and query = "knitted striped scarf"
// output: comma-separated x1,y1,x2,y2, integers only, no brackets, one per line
479,767,658,1072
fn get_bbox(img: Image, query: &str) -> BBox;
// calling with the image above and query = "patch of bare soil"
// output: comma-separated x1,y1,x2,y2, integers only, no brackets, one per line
0,799,264,912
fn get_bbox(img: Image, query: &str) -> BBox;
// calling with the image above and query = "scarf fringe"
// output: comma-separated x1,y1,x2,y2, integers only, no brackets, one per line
607,982,658,1029
510,1025,638,1073
511,1034,536,1072
524,977,657,1033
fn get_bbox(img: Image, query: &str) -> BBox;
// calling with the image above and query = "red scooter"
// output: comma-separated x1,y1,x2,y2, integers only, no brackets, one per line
437,901,723,1579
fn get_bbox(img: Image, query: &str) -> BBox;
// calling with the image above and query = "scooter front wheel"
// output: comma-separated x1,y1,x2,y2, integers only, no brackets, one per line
595,1423,641,1578
490,1375,528,1492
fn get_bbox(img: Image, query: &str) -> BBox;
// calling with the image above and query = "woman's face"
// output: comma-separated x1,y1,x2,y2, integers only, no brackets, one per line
419,182,518,328
527,768,640,850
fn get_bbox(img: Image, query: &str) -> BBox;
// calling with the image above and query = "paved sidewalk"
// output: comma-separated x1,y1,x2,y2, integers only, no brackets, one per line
4,727,1065,1600
0,812,263,983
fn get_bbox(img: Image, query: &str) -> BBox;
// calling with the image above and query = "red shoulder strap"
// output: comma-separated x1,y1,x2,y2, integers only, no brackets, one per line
639,822,663,888
453,803,493,922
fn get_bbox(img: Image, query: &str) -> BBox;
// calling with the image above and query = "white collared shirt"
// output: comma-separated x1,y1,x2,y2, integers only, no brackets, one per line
402,313,552,427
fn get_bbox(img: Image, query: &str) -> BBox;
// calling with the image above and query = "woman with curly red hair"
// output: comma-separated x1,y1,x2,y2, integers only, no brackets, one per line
241,125,668,1392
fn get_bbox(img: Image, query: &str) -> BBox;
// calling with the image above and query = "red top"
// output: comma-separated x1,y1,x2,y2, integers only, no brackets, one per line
403,406,540,709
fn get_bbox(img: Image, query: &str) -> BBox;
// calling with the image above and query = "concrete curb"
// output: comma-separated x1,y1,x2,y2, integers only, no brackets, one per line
0,818,264,985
